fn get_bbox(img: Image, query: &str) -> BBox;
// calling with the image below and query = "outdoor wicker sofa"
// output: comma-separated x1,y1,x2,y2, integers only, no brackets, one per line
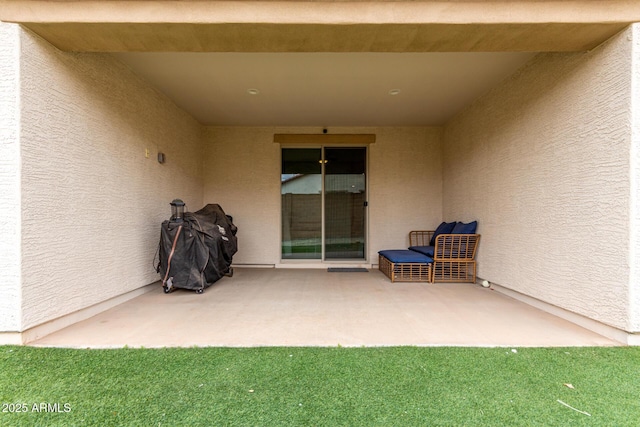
378,221,480,283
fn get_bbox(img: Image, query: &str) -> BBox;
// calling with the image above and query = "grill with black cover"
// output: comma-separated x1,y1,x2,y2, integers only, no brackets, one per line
157,204,237,294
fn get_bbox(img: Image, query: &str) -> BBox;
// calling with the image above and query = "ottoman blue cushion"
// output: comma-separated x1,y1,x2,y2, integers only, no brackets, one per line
379,249,433,264
408,245,434,257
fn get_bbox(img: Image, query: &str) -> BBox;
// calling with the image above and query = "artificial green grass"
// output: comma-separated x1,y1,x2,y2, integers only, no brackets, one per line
1,346,639,426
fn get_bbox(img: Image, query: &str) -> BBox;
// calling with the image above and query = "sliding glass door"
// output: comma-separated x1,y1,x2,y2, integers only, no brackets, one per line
281,147,366,261
324,147,366,259
281,148,322,259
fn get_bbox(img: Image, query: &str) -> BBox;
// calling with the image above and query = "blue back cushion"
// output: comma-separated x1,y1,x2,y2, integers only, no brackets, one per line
430,221,457,246
451,221,478,234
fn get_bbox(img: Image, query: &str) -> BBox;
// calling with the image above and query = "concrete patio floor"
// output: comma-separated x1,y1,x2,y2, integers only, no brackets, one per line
31,267,619,348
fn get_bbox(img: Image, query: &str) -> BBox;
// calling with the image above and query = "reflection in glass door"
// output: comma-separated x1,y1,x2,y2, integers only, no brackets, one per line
324,147,366,259
281,148,322,259
281,147,367,261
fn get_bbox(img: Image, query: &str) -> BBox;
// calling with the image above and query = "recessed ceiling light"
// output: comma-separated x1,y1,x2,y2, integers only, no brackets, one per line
247,88,260,95
388,89,401,96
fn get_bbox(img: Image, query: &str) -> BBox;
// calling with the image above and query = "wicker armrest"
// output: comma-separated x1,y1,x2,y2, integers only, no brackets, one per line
433,234,480,260
409,230,435,247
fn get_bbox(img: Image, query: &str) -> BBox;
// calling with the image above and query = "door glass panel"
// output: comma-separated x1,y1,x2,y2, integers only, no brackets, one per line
281,148,322,259
324,147,366,259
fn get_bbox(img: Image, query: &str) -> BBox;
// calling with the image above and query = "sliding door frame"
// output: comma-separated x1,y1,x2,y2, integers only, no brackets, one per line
280,144,369,265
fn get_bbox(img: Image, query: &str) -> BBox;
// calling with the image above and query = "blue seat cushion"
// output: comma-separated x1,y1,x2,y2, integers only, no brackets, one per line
451,220,478,234
430,221,457,245
379,249,433,264
408,245,434,257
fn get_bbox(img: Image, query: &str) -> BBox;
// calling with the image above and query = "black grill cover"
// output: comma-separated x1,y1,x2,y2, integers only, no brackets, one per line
157,204,238,292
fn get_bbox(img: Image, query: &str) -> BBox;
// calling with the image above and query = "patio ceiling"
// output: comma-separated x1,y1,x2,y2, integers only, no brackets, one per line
2,0,639,126
111,51,536,126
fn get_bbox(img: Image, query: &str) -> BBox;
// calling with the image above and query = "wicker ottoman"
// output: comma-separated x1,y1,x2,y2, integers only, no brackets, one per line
378,250,433,283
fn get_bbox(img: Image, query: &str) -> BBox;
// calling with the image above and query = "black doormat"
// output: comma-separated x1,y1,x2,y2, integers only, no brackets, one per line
327,267,369,273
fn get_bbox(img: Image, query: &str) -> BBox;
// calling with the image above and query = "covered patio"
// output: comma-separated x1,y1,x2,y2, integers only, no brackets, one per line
31,268,617,348
2,1,640,346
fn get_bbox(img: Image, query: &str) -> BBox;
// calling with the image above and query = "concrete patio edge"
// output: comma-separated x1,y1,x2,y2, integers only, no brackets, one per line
489,282,636,345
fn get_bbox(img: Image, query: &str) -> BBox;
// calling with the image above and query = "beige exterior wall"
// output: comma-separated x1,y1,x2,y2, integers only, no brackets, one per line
202,127,281,265
202,126,442,266
443,27,635,331
369,127,443,253
17,27,204,330
631,25,640,332
0,23,22,331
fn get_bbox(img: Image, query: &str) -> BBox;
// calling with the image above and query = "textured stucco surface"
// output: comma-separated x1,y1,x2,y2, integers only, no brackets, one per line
443,27,634,331
631,24,640,332
202,127,281,266
0,23,22,331
202,126,442,265
369,127,443,253
17,28,204,330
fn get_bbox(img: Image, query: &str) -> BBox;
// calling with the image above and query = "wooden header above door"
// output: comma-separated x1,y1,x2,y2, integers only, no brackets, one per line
274,134,376,145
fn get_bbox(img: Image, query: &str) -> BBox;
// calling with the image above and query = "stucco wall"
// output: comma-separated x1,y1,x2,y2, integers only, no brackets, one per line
369,127,443,253
631,24,640,332
202,126,442,266
443,27,634,331
18,28,204,330
0,23,22,331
